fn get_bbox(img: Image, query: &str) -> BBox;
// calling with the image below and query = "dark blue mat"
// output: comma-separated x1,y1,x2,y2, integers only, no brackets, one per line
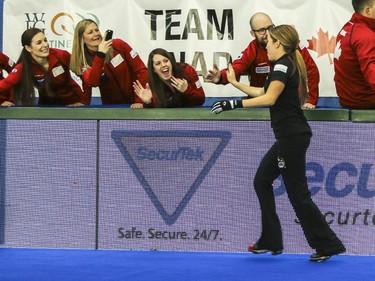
0,248,373,281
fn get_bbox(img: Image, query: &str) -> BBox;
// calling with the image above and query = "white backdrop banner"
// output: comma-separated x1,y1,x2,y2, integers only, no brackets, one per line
3,0,352,98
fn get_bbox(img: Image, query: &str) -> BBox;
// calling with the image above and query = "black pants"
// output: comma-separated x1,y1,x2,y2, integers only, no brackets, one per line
253,133,343,252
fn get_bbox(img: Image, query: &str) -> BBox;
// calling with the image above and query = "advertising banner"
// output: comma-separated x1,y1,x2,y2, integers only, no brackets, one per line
97,120,375,254
1,119,375,254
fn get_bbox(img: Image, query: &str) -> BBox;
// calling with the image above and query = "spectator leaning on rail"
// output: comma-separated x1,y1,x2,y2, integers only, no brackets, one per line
205,12,320,109
133,48,205,108
0,51,16,106
333,0,375,109
0,28,86,107
70,19,149,107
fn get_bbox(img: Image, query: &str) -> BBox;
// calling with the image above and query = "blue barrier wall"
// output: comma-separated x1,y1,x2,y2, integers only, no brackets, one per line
0,107,374,255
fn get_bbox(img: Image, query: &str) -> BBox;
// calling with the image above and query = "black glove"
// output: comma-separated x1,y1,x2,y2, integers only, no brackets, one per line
211,100,243,114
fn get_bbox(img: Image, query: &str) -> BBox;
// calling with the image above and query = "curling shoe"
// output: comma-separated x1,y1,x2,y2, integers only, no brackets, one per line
248,243,282,255
309,245,346,262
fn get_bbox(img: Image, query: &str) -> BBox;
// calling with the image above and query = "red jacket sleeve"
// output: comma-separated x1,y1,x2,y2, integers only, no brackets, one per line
181,64,205,106
114,40,148,104
115,40,148,86
220,42,257,85
80,79,93,105
51,49,87,105
0,64,22,103
0,52,16,103
299,45,320,105
82,54,105,87
353,26,375,91
0,52,15,75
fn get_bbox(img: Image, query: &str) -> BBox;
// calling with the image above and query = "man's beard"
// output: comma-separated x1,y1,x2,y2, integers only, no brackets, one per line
259,39,267,48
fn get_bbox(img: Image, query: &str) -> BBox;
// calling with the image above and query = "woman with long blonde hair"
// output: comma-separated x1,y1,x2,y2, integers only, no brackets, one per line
70,19,148,107
211,25,345,262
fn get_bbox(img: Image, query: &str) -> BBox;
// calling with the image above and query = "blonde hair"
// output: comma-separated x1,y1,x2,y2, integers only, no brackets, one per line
268,25,308,103
70,19,113,76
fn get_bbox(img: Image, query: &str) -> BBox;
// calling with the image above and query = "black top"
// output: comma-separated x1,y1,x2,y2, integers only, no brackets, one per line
264,54,312,139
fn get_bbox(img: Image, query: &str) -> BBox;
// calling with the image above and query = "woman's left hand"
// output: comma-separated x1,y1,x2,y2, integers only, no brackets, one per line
130,103,144,108
98,31,113,54
302,102,316,109
133,80,153,104
1,101,14,107
66,102,84,107
171,77,188,93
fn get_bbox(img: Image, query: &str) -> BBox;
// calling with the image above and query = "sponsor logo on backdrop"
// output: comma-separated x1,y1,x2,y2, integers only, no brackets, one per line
274,162,375,198
112,130,231,226
25,13,46,30
24,12,100,49
274,161,375,226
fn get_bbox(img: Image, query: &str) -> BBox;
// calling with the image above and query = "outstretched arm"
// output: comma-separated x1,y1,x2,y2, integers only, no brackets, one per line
211,80,284,114
205,64,222,84
226,64,264,97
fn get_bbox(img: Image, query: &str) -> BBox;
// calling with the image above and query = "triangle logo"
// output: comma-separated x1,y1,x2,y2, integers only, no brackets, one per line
111,130,231,225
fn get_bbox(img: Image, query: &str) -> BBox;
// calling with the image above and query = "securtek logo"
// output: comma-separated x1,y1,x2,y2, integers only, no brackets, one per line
112,130,231,225
274,162,375,198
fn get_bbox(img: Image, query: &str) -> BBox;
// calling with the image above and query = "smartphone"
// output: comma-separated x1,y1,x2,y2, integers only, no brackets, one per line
105,30,113,41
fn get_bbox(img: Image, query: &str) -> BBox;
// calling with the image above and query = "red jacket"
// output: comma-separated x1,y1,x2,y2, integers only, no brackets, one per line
0,48,85,105
0,52,15,104
82,39,148,105
179,63,205,106
219,39,320,105
334,13,375,109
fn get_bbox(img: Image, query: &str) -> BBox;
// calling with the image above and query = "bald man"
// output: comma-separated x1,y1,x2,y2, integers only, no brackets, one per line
205,12,320,108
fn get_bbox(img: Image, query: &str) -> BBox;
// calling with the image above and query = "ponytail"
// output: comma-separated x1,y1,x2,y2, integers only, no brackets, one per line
268,25,308,104
293,50,308,104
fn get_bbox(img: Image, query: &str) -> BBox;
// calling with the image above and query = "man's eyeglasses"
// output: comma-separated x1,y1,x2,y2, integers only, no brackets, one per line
252,24,275,35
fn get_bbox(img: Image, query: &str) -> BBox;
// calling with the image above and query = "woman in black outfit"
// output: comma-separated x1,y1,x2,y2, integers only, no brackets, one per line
211,24,345,262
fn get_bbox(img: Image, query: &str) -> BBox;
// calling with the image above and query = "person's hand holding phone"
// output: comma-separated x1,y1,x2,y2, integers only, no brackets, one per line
99,29,113,54
105,30,113,41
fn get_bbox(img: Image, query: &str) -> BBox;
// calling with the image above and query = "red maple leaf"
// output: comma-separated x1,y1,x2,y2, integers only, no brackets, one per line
307,28,337,64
